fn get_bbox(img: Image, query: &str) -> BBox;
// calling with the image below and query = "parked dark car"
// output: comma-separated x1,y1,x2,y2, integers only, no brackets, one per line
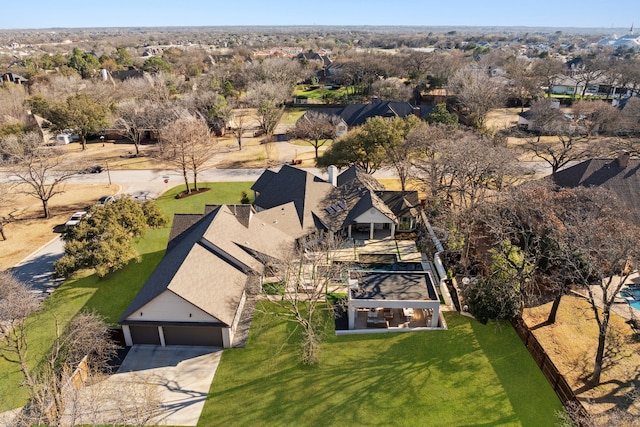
79,165,103,174
97,195,116,205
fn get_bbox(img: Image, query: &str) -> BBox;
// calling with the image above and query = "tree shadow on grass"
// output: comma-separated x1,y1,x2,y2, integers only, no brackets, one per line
202,312,549,426
470,318,563,426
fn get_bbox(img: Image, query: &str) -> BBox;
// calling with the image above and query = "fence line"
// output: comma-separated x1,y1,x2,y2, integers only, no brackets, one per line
510,317,590,424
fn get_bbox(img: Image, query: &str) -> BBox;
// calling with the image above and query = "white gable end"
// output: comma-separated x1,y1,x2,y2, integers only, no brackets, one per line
354,208,394,224
125,290,220,323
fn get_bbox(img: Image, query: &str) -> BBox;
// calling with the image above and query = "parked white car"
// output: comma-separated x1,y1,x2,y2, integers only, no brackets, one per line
65,211,87,229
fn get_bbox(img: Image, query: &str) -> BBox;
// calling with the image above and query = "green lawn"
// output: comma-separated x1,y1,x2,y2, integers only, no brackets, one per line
199,307,563,426
280,108,307,124
1,182,565,424
0,182,254,412
294,85,351,100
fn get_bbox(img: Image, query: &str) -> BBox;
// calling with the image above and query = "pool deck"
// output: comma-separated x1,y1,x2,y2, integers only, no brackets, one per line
333,238,423,263
580,274,640,321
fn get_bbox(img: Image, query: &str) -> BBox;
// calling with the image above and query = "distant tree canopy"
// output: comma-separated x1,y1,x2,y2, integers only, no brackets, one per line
55,197,167,278
67,48,101,78
318,115,419,173
46,94,111,150
142,56,173,74
426,103,459,126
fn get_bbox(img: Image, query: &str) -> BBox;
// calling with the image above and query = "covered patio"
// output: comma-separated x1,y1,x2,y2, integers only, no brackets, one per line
345,271,441,332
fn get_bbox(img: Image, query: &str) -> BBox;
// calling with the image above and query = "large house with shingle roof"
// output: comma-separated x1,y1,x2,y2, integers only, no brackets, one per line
551,151,640,223
120,165,422,347
253,164,420,240
119,203,301,348
298,99,435,137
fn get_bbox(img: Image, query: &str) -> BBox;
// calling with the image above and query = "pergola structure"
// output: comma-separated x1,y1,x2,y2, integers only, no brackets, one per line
347,271,440,330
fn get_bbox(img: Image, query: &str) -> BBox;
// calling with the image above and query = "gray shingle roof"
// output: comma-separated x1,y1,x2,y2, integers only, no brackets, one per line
119,204,297,326
298,101,434,130
552,157,640,223
253,164,334,232
252,164,419,234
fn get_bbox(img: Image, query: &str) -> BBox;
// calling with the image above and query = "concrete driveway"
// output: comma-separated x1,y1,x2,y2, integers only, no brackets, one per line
63,345,222,426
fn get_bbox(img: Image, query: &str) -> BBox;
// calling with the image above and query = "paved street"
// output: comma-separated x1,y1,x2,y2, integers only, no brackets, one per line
11,236,65,299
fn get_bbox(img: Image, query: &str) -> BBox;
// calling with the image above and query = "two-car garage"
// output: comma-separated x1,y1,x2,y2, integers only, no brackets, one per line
126,324,225,347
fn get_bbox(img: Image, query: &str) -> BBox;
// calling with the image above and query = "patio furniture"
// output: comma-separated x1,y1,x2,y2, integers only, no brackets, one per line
367,318,389,328
383,308,394,320
402,307,414,321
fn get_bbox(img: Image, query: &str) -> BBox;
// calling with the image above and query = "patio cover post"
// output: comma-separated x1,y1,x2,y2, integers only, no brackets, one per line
430,306,439,327
348,305,356,329
369,222,374,240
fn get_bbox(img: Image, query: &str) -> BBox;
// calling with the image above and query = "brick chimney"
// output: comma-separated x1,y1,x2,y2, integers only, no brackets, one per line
413,106,421,118
617,150,630,168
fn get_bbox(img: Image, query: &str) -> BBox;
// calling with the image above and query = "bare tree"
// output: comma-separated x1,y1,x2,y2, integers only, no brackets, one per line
526,134,594,176
157,116,217,194
371,77,413,102
181,90,232,136
0,272,41,409
438,129,522,212
572,99,620,138
247,57,310,88
114,99,173,155
560,188,640,385
408,122,452,203
228,108,251,151
448,67,505,128
61,371,162,427
0,83,29,127
474,183,586,323
258,237,351,365
245,81,290,138
0,182,19,240
523,99,597,174
504,56,542,111
288,111,337,159
574,53,609,98
531,56,566,97
0,133,78,218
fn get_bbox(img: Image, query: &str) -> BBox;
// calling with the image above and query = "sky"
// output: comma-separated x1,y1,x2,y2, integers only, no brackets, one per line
1,0,639,30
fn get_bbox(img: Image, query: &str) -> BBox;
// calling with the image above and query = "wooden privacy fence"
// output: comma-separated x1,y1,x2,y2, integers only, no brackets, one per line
510,317,590,423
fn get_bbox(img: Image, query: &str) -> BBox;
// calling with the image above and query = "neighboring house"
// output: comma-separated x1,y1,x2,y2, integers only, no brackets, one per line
296,51,332,84
298,99,435,137
552,74,630,98
517,100,563,131
551,151,640,223
109,67,144,82
119,204,301,348
252,164,421,240
1,72,27,84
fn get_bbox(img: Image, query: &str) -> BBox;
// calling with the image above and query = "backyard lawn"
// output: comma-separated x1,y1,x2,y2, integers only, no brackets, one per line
0,182,254,412
1,181,565,424
199,307,563,426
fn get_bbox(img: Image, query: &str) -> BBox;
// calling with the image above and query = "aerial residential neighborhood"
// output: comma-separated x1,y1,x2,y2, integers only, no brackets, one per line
1,2,640,426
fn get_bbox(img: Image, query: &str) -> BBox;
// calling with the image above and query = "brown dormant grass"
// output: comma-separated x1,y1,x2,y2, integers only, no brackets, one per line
522,296,640,421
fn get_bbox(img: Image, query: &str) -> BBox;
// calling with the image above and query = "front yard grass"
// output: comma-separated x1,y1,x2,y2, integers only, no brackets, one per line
0,182,254,412
199,307,563,426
